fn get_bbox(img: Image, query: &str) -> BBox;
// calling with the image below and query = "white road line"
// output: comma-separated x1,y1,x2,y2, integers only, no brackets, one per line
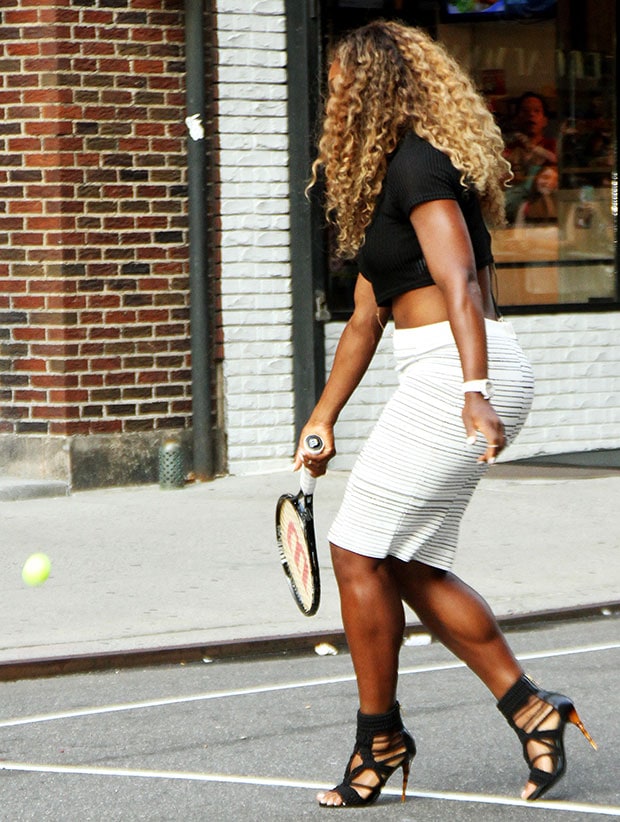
0,762,618,816
0,641,618,729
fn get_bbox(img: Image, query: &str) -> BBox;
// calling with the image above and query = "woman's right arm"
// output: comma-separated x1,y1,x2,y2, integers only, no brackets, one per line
294,273,390,474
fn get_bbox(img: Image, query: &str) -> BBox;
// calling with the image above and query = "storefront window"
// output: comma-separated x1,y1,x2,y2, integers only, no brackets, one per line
449,0,617,309
321,0,617,316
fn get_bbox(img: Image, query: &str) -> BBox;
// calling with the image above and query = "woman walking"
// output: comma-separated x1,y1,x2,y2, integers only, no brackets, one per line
294,19,596,808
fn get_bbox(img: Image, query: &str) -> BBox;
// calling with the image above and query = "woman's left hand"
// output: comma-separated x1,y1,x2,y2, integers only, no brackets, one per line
462,394,506,464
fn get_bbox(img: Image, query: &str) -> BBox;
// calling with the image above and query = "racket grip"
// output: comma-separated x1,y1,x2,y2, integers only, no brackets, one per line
300,433,324,496
300,466,317,496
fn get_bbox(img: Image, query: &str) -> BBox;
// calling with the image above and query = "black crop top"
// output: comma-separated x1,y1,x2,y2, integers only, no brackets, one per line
357,131,494,307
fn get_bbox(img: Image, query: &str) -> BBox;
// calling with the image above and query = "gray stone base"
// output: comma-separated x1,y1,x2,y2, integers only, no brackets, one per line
0,431,194,491
0,434,70,482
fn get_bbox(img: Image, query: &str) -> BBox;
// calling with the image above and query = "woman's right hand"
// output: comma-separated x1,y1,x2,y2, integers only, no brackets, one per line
462,394,506,464
293,422,335,477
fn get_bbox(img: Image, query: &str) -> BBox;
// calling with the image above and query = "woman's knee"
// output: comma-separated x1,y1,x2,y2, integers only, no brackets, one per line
330,542,388,585
389,557,449,592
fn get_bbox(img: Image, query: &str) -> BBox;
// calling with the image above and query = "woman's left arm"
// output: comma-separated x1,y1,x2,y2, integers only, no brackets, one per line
410,198,505,463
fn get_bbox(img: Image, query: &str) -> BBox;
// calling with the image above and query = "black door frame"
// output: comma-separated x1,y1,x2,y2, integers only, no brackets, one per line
285,0,327,442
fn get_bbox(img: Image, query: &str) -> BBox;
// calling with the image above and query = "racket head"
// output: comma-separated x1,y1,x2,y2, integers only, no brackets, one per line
275,491,320,616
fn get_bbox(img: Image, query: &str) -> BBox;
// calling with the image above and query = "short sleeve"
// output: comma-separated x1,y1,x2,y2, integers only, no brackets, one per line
389,133,460,218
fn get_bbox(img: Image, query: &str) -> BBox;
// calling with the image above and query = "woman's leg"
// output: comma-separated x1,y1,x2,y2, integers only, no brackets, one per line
390,558,566,799
332,544,405,713
317,544,409,807
389,557,522,699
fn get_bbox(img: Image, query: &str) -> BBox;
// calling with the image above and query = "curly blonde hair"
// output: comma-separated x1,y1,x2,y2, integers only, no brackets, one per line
308,20,511,259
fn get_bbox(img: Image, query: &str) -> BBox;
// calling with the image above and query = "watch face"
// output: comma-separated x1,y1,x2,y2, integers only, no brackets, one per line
485,381,494,398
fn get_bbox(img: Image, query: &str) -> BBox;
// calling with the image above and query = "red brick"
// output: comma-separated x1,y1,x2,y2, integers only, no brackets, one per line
13,327,45,341
105,310,136,324
9,200,43,214
31,374,77,389
24,57,71,72
43,136,84,152
15,357,46,371
105,371,135,386
3,7,36,22
49,389,89,403
27,184,73,199
88,294,120,308
13,295,45,309
14,389,47,402
45,232,86,246
44,168,84,183
8,137,43,152
27,216,75,231
133,59,164,74
80,311,104,324
0,278,26,292
80,374,104,388
80,10,115,26
90,357,121,371
11,231,44,245
23,88,75,105
38,8,80,24
25,153,72,168
25,122,72,139
47,296,87,310
6,43,40,57
29,278,75,293
41,104,83,120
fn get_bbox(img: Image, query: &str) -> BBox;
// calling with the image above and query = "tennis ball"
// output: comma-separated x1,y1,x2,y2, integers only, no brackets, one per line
22,553,51,586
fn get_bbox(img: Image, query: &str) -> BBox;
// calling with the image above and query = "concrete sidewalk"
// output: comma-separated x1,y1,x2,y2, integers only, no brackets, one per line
1,462,619,678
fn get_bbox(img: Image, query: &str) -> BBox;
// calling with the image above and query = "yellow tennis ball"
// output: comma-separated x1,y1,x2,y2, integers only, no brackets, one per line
22,553,51,586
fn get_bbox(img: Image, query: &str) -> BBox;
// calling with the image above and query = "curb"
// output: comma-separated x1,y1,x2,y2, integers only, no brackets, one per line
1,600,618,683
0,479,69,501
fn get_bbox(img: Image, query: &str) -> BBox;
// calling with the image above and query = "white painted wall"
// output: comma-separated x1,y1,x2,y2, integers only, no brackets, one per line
216,0,295,473
325,312,620,470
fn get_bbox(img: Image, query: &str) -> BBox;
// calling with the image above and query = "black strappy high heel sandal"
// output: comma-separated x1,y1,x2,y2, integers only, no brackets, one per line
497,674,597,800
318,702,416,807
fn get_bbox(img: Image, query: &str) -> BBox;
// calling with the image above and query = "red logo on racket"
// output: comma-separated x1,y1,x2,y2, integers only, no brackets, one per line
287,521,309,588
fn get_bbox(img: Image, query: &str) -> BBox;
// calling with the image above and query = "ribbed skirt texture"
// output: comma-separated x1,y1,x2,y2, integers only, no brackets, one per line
327,320,534,570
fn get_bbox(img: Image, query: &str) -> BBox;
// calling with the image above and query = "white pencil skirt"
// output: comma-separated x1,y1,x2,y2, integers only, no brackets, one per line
327,319,535,570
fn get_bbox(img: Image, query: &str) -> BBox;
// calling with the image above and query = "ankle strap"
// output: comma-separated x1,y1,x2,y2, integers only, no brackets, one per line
356,702,403,747
497,675,539,719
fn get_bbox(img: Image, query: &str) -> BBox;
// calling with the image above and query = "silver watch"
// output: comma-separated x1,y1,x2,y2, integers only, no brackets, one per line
462,379,494,400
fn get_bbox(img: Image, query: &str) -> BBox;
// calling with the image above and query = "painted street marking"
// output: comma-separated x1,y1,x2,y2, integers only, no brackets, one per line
0,762,618,816
0,641,618,729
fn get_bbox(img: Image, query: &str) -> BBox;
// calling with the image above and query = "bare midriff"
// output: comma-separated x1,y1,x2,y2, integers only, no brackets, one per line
390,265,497,329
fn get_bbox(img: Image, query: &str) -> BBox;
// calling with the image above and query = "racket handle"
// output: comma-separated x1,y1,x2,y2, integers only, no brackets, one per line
300,466,317,496
300,433,324,496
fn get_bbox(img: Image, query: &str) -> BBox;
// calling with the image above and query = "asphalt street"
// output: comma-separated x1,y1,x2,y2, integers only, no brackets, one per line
1,615,618,821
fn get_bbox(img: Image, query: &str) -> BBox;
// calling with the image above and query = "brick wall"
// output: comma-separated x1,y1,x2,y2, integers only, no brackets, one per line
325,312,620,469
0,0,194,484
215,0,294,473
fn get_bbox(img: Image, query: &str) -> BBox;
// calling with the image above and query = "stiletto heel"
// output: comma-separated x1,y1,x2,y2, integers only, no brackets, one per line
497,674,597,801
318,702,416,807
401,756,411,801
567,705,598,750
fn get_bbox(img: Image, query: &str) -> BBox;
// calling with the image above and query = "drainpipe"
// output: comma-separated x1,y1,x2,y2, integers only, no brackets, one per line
184,0,214,480
285,0,326,440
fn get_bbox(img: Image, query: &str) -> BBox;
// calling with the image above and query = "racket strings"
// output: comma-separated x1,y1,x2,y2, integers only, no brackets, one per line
278,500,315,610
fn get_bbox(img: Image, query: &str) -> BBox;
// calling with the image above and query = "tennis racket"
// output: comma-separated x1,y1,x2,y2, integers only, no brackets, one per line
275,434,324,616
